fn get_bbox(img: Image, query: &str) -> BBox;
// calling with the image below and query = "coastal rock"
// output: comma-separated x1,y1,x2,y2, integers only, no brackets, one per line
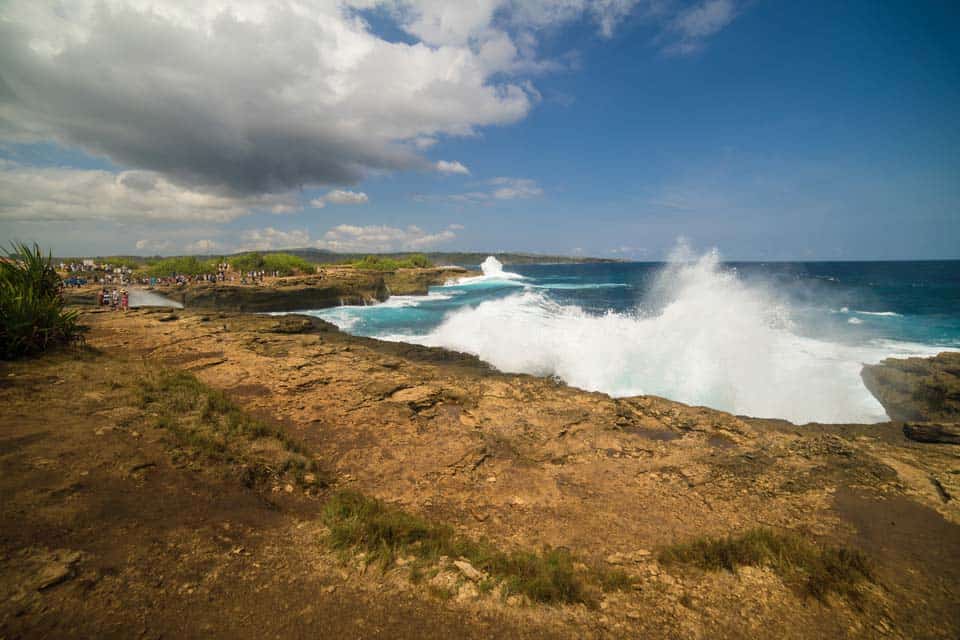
150,266,472,313
861,352,960,422
903,422,960,445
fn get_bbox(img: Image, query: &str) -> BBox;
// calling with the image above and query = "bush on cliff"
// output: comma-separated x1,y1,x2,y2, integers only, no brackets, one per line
145,256,218,277
351,254,433,271
229,252,315,275
1,242,80,359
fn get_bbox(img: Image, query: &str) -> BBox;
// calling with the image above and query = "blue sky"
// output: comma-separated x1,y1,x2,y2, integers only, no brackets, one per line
1,1,957,259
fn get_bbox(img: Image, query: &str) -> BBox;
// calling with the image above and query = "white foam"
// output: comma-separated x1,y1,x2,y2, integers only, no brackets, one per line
854,310,901,317
452,255,526,286
129,289,183,309
396,250,943,424
848,317,863,325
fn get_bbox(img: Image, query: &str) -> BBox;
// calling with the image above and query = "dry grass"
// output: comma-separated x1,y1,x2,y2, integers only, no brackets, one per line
659,528,873,604
322,491,633,605
139,369,329,488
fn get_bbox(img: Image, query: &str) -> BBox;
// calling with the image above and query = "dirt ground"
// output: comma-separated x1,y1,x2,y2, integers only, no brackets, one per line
1,308,959,639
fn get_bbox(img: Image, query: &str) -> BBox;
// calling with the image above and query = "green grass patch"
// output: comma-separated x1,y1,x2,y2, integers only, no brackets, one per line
350,254,433,271
322,490,633,605
139,369,329,487
659,528,873,604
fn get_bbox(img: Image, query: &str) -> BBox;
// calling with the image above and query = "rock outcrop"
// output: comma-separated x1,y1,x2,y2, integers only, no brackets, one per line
68,266,471,312
861,351,960,422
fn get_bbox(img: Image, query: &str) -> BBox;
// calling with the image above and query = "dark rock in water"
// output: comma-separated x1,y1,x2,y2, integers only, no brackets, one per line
861,351,960,422
903,422,960,445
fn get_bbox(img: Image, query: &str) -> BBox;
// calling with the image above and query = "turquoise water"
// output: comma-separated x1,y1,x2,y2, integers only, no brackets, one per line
306,255,960,424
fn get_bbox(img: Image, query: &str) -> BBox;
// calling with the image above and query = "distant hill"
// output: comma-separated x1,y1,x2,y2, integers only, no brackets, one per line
266,249,618,266
55,249,619,267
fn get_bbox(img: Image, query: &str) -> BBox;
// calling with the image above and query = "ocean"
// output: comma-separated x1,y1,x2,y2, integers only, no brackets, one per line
307,252,960,425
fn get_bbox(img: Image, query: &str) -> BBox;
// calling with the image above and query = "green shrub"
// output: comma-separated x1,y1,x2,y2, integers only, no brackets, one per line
96,256,143,270
229,252,314,275
351,254,433,271
1,242,80,359
145,256,217,277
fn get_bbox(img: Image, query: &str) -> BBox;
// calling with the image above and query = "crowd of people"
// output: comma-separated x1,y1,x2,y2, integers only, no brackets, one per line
57,260,297,292
97,288,129,311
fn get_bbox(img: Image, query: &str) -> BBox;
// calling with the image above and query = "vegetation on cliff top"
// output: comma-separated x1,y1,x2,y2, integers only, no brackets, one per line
323,490,633,604
144,256,218,277
229,252,315,275
349,254,433,271
659,528,873,604
138,368,328,488
1,242,79,359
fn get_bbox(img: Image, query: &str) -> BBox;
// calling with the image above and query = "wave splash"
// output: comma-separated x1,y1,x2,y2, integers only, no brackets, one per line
409,250,934,424
450,255,526,286
129,289,183,309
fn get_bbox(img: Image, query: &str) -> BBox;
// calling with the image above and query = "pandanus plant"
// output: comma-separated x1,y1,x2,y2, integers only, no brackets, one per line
0,242,79,359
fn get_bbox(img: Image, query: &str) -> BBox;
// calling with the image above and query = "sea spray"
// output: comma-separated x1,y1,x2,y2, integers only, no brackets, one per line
314,253,952,424
405,252,935,424
128,289,183,309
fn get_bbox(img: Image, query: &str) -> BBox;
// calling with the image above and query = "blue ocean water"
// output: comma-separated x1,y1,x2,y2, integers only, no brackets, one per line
308,255,960,424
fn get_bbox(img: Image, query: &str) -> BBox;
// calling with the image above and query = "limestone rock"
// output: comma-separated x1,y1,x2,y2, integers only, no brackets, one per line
453,559,485,581
861,352,960,422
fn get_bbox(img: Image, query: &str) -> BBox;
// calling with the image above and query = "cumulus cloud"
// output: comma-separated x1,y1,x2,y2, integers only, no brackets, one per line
0,2,738,197
435,160,470,175
238,227,311,251
323,190,370,205
0,162,297,222
0,1,545,197
316,223,460,252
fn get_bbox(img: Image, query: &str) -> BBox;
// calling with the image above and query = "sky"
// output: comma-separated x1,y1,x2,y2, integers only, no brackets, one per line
0,0,958,260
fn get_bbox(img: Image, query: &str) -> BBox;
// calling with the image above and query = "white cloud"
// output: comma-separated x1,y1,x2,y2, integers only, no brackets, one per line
239,227,312,251
662,0,737,55
184,239,221,254
136,238,173,252
489,177,544,199
0,162,298,222
322,189,370,205
435,160,470,175
0,1,742,230
316,223,460,252
422,177,544,204
0,1,546,197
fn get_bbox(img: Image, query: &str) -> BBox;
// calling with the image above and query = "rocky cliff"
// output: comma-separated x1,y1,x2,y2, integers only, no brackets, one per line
861,351,960,422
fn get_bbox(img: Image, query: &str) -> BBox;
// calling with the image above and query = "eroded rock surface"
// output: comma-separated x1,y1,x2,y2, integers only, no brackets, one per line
3,307,959,638
861,352,960,422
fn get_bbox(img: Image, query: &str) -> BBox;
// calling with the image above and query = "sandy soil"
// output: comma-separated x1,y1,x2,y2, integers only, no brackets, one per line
1,307,958,638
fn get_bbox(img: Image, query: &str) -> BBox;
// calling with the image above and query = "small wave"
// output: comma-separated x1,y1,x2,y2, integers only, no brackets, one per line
848,317,863,325
530,283,630,291
854,310,902,317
